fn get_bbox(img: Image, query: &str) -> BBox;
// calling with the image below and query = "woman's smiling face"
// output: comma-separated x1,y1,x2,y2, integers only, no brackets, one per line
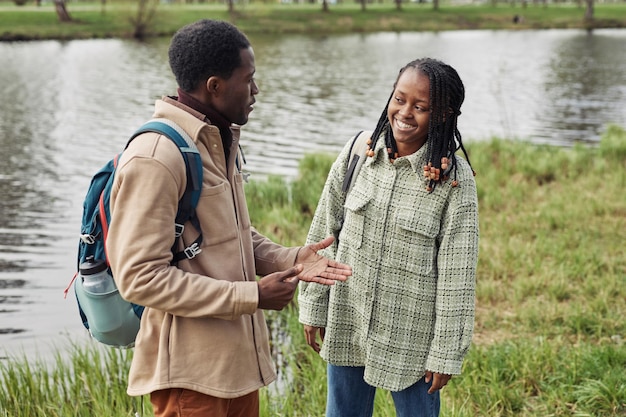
387,67,431,157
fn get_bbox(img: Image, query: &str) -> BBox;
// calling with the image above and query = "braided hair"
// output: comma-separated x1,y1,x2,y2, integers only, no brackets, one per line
367,58,474,192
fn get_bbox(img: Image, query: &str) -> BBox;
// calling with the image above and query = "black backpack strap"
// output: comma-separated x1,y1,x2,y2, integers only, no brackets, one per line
170,149,203,263
342,130,370,194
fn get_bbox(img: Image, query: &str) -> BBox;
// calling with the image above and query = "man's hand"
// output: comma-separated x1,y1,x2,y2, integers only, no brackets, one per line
296,236,352,285
425,371,452,394
303,325,325,353
257,265,301,310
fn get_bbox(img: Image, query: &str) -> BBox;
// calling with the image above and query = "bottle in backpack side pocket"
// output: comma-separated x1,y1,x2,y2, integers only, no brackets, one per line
80,256,116,294
74,256,140,347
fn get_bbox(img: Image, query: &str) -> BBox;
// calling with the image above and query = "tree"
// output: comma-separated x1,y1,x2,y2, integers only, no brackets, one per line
53,0,72,22
584,0,594,23
130,0,159,39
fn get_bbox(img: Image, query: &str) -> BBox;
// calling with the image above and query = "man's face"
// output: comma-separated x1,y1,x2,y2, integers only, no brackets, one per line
213,46,259,126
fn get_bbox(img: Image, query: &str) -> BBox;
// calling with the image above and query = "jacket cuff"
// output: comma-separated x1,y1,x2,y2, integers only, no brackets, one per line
297,287,329,328
234,281,260,316
255,246,300,276
424,349,466,376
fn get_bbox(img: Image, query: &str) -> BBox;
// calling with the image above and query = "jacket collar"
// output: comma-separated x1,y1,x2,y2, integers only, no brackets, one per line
176,88,231,134
365,131,428,177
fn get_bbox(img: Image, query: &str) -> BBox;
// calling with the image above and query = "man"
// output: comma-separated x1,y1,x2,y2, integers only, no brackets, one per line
107,19,351,417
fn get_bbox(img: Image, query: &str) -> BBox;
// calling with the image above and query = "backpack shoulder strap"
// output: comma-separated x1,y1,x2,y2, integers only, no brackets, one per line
129,119,203,206
341,130,372,194
129,119,204,262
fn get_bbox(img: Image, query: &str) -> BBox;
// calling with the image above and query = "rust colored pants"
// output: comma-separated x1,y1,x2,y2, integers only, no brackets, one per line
150,388,259,417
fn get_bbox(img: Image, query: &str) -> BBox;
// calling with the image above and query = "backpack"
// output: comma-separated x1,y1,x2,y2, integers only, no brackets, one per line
64,118,204,348
341,130,371,194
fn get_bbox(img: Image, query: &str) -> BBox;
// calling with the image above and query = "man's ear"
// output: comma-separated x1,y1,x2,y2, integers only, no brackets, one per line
206,76,221,95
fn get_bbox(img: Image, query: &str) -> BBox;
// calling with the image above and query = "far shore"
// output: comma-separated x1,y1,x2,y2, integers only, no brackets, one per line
1,2,626,41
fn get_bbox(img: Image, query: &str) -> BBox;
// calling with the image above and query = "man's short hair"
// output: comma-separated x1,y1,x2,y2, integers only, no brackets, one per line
168,19,251,93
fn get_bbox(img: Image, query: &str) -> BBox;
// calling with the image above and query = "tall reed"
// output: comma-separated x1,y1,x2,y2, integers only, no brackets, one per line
0,344,149,416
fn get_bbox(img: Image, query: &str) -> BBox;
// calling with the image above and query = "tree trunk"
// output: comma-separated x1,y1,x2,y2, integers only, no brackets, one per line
360,0,366,11
395,0,402,11
131,0,158,39
53,0,72,22
433,0,439,11
584,0,594,22
322,0,329,12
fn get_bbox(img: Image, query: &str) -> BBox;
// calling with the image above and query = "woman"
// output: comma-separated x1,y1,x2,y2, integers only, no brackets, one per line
298,58,479,417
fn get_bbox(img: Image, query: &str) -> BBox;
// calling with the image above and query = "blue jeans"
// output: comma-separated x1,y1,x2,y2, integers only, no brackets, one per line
326,364,440,417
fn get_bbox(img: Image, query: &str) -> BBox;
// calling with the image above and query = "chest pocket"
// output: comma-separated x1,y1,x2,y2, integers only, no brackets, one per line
340,192,370,250
196,181,238,246
394,207,441,275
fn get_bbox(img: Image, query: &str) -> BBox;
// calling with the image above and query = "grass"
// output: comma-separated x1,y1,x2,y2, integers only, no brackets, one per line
260,124,626,416
0,345,145,416
1,125,625,416
1,2,626,40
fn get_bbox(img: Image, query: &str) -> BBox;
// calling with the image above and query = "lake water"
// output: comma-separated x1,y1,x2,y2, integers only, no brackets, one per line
1,29,625,362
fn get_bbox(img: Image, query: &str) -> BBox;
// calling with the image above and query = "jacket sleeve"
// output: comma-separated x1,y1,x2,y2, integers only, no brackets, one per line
251,227,300,276
298,137,354,327
108,136,259,321
425,158,479,375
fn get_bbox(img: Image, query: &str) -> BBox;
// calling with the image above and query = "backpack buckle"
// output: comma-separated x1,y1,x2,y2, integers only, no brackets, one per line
183,242,202,259
174,223,184,237
80,234,96,245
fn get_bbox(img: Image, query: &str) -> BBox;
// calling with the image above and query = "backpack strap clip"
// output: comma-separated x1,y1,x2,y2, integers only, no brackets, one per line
183,242,202,260
174,223,185,238
80,233,97,245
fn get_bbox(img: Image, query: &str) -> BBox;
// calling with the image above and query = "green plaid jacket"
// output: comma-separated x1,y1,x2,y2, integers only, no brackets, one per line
299,133,479,391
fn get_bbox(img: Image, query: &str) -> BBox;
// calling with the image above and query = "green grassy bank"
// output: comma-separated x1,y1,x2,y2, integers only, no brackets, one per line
1,125,625,416
1,2,626,40
254,124,626,416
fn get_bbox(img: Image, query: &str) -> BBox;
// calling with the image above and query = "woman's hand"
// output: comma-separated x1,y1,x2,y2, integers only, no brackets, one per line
303,325,326,353
425,371,452,394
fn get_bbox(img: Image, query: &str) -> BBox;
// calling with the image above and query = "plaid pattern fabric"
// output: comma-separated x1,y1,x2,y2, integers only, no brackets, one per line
299,134,479,391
